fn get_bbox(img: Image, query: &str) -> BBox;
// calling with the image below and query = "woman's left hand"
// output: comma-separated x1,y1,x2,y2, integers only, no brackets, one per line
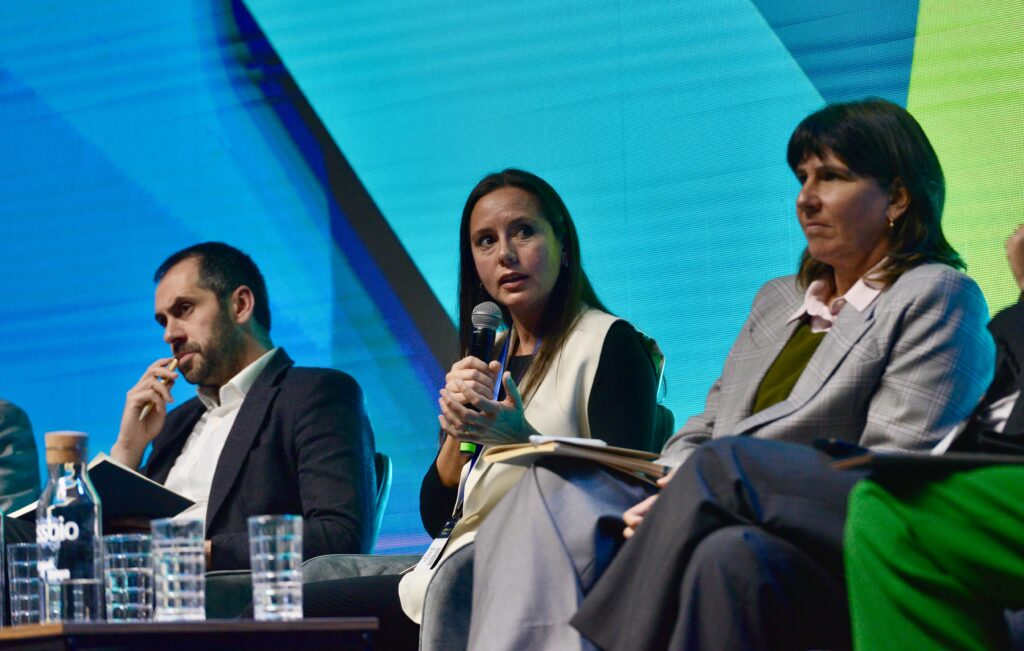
622,467,677,538
439,371,537,446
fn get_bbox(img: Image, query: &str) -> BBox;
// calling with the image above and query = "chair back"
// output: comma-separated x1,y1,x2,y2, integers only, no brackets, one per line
654,403,676,451
637,329,676,450
372,451,393,549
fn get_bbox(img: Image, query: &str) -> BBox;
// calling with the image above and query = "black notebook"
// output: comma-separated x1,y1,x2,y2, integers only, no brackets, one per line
832,449,1024,473
10,453,194,521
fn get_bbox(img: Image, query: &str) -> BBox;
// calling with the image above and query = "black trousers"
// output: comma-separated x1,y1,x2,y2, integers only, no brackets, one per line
303,574,419,651
4,514,35,544
572,437,865,651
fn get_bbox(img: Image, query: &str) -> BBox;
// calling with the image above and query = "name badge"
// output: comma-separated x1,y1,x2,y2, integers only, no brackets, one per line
418,516,459,570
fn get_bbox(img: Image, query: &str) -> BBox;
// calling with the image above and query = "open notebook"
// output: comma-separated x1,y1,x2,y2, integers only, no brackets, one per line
10,452,193,521
484,436,669,484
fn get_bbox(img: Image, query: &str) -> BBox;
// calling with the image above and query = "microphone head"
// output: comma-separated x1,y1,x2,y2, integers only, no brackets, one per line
471,301,503,331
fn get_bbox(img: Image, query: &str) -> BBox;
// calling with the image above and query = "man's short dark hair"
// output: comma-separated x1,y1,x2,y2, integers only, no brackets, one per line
154,242,271,332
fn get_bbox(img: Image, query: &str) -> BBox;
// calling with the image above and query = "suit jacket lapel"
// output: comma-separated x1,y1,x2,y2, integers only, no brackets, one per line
204,349,292,530
735,296,878,435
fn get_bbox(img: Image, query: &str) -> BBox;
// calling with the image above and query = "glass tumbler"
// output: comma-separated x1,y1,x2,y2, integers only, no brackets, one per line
151,518,205,622
248,514,303,621
7,543,42,625
104,534,153,621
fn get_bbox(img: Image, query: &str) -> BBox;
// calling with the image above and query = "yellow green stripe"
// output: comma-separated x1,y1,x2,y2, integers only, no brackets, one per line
907,0,1024,313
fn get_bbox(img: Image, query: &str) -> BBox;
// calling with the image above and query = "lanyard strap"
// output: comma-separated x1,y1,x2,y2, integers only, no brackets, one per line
453,333,537,511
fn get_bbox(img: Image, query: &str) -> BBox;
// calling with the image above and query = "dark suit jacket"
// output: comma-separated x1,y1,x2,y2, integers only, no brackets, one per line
978,299,1024,441
142,349,376,570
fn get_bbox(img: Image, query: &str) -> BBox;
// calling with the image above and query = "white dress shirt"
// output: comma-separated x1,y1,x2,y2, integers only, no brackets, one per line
164,348,277,528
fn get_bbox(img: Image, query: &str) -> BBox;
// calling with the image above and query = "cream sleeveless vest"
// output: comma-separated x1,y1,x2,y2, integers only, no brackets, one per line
398,308,620,623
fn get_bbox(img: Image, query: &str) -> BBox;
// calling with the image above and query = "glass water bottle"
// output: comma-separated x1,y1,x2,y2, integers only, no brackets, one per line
36,431,104,621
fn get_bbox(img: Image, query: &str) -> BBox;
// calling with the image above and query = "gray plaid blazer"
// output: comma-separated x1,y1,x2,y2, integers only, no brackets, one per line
661,263,994,465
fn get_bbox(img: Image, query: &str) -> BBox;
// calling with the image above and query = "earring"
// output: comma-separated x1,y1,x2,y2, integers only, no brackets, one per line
887,217,896,229
561,257,569,269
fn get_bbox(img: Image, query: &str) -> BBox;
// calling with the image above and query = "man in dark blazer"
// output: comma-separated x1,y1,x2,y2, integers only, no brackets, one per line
111,242,376,570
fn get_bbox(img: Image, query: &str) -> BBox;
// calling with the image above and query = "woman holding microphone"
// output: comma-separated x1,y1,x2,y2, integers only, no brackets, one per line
305,168,662,649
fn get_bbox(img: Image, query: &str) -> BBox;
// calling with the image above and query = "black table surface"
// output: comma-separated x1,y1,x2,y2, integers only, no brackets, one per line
0,618,378,651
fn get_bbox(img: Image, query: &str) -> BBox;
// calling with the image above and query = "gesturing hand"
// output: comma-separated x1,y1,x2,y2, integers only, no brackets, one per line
438,370,537,447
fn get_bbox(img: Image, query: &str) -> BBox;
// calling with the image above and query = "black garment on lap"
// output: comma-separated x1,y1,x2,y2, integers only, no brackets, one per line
303,574,417,651
3,514,34,544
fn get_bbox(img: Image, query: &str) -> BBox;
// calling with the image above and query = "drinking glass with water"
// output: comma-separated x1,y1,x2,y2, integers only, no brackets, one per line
151,517,205,622
104,534,153,621
7,543,42,625
248,514,303,621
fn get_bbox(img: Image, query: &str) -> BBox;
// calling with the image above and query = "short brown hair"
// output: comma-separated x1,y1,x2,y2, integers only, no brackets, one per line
787,99,963,288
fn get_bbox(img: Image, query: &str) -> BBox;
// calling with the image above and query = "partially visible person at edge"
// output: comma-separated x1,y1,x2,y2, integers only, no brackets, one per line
6,242,377,572
467,99,994,651
0,399,41,513
301,169,662,650
844,225,1024,651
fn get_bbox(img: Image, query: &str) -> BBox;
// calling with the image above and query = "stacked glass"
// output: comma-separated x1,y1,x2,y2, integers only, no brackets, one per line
104,534,153,621
7,543,42,625
151,518,205,622
248,514,303,621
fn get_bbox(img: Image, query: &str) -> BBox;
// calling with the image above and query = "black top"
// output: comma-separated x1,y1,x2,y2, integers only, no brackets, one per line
419,319,658,537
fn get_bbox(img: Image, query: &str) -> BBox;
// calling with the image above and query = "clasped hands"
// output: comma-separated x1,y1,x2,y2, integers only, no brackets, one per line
437,356,537,447
622,467,678,539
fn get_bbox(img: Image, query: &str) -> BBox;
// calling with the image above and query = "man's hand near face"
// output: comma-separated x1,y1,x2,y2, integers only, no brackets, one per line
112,357,179,470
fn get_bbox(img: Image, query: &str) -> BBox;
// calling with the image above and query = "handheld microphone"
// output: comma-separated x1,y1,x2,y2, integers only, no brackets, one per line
460,301,502,455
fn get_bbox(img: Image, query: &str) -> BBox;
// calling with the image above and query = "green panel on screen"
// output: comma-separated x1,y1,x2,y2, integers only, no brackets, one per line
909,0,1024,313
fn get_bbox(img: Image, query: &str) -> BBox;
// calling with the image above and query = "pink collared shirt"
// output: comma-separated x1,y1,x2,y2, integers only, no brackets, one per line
787,272,885,334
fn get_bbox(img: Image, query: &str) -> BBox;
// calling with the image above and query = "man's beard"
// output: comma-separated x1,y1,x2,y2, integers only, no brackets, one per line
178,310,245,388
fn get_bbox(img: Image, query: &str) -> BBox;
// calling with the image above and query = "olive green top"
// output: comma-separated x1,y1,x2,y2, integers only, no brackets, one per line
752,320,826,414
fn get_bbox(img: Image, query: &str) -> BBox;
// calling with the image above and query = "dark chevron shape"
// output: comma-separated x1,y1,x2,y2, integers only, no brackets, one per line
225,0,458,388
750,0,919,106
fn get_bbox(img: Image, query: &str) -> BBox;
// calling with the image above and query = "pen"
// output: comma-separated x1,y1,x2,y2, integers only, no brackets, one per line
138,358,179,421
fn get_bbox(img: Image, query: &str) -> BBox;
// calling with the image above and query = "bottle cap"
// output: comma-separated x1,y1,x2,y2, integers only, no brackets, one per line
45,431,89,465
